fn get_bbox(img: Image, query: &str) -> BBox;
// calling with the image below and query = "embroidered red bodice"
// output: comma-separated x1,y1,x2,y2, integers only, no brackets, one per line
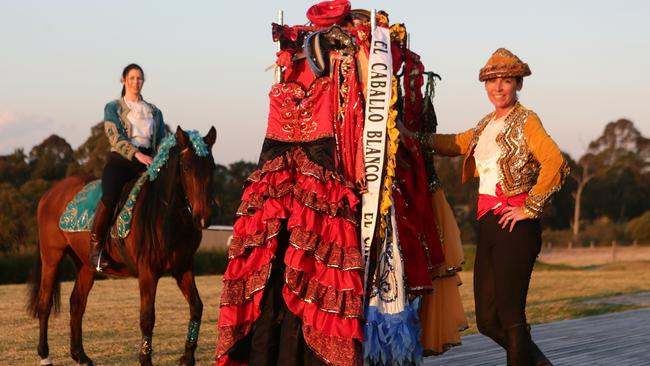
265,77,335,142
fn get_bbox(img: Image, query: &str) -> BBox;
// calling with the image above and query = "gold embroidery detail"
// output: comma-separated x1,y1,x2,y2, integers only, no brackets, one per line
468,103,568,216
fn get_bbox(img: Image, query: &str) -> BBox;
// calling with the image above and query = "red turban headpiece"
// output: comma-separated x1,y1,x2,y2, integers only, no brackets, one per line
306,0,351,26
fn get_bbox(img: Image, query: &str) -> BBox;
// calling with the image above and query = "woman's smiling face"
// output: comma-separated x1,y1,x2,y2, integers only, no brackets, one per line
485,77,522,110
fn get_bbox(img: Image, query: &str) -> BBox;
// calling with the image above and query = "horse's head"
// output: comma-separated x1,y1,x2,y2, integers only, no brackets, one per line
175,126,217,229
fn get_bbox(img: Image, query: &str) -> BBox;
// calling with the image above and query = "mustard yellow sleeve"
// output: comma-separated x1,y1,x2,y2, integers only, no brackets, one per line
430,128,474,157
523,114,569,218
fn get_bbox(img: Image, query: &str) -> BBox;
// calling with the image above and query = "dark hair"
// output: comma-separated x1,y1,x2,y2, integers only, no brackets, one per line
121,63,145,97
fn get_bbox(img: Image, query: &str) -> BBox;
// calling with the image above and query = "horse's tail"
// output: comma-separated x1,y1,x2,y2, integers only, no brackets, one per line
26,234,61,318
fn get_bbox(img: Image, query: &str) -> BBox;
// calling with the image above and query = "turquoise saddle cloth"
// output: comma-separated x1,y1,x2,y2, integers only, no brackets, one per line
58,175,147,239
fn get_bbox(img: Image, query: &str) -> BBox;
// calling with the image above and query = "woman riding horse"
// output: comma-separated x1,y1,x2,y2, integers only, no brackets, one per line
91,63,167,271
27,66,217,365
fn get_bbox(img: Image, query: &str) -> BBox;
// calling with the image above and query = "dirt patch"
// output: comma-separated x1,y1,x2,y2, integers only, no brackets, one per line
539,246,650,267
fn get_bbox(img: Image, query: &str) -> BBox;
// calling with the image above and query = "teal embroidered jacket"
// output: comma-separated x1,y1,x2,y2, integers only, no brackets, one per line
103,98,166,160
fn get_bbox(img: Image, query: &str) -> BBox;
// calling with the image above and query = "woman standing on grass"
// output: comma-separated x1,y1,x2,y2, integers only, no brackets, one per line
416,48,568,365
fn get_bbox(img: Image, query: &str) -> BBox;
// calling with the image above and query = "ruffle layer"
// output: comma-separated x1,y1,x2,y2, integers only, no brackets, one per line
216,322,253,366
285,266,362,317
216,147,364,364
248,147,356,190
288,226,363,270
304,324,361,366
238,167,359,223
228,217,282,259
220,262,272,306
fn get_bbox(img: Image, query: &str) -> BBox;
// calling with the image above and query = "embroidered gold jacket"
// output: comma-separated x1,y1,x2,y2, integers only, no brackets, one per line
103,98,166,160
431,102,569,218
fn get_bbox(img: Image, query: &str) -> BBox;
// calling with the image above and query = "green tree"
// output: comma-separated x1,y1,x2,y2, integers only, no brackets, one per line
0,149,31,186
571,119,650,242
29,135,73,181
212,160,257,225
0,182,28,253
627,211,650,243
66,122,110,177
584,164,650,222
19,179,52,248
541,151,576,230
434,156,479,241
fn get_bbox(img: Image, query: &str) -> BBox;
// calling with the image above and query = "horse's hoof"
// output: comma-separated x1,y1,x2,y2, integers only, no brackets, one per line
72,351,94,366
179,355,195,366
39,357,54,366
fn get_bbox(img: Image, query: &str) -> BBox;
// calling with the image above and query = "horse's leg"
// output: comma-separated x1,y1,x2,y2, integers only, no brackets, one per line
138,271,160,366
69,259,96,366
37,248,66,366
174,269,203,366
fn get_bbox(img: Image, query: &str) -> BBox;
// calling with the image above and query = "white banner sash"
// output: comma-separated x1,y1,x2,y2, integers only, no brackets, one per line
361,26,392,281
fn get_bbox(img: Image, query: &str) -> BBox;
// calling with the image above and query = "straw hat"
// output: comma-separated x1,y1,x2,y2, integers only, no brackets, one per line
479,48,531,81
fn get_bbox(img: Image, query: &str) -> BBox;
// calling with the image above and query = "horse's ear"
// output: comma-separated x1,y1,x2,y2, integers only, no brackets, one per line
176,126,189,147
204,126,217,146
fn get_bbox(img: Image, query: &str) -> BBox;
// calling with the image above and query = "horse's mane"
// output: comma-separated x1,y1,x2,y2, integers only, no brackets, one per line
136,144,180,265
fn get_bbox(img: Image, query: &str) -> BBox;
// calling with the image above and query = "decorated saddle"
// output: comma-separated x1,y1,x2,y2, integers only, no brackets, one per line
58,175,147,239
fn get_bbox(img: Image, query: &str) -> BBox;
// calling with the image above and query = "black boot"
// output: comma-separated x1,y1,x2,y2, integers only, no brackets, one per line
527,325,553,366
506,323,533,366
89,200,113,272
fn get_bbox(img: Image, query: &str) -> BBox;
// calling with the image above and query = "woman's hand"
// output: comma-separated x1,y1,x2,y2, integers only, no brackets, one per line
497,205,530,232
135,152,153,166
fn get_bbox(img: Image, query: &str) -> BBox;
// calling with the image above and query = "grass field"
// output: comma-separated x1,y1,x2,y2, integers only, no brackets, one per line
2,260,649,365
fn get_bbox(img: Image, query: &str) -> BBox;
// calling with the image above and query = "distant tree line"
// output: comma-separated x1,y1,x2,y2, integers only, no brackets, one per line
1,119,649,254
0,122,255,254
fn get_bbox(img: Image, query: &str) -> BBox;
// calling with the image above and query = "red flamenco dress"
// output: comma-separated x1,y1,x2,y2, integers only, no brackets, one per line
216,61,364,366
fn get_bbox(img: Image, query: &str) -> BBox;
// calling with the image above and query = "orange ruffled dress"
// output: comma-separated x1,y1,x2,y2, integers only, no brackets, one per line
420,189,468,355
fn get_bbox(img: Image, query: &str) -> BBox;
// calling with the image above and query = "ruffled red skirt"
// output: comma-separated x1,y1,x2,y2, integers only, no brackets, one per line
216,147,363,366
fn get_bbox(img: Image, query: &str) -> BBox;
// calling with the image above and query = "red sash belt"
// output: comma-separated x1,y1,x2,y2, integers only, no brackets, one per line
477,184,528,220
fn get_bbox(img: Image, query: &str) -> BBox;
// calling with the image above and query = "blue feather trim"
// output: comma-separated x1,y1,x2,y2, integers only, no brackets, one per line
363,297,423,366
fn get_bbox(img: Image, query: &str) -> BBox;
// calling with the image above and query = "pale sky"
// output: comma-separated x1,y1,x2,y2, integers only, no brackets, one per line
1,0,649,164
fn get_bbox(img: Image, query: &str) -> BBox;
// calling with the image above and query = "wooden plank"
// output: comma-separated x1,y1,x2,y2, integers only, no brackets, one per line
424,308,650,365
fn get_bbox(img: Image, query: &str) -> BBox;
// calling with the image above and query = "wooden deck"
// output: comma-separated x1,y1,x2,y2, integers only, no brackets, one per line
424,308,650,366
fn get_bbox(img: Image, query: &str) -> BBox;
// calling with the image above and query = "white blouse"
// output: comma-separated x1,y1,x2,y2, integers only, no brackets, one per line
474,114,506,196
124,98,154,148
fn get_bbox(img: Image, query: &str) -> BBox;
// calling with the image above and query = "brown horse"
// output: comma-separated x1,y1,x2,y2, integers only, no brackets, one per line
27,126,217,366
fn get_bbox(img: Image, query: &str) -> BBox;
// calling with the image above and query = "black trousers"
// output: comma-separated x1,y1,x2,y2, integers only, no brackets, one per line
474,211,541,350
100,150,149,209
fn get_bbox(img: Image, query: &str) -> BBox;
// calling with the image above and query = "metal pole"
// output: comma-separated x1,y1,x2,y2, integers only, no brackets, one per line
274,10,284,84
371,9,376,31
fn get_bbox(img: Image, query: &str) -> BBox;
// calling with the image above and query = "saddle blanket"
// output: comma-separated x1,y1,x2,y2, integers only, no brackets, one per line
58,175,147,238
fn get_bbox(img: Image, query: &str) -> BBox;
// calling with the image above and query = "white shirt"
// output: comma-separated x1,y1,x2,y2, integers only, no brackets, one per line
124,98,154,148
474,114,506,196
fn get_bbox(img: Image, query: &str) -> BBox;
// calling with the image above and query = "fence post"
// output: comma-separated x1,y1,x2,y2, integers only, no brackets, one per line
633,240,638,248
568,241,573,250
590,240,595,249
611,240,617,262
